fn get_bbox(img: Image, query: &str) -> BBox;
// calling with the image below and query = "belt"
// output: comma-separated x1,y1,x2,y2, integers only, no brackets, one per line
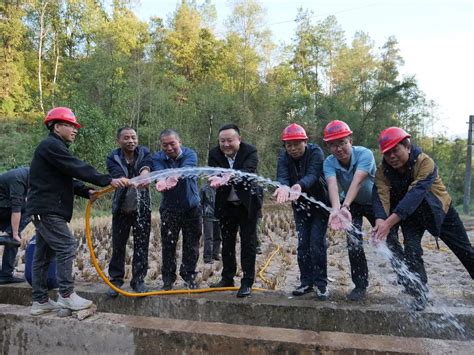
32,215,42,222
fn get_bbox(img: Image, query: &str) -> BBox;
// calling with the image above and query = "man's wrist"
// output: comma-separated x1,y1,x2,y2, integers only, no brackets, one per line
341,204,350,211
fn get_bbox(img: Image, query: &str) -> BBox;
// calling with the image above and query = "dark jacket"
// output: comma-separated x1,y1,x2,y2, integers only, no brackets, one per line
276,143,329,207
152,146,200,212
27,132,112,222
0,167,29,213
106,146,153,215
373,145,451,236
208,142,263,219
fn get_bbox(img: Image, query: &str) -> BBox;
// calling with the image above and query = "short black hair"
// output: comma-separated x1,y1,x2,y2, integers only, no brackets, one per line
218,123,240,136
160,128,180,140
116,126,136,138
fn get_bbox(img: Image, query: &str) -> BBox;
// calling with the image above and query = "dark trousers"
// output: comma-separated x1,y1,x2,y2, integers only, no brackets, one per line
32,215,75,301
293,206,329,289
160,206,202,285
387,204,474,297
203,217,221,261
347,203,372,289
108,207,151,288
0,207,30,278
220,203,257,287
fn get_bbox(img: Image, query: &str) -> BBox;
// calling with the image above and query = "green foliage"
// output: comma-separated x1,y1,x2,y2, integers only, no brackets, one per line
0,0,468,204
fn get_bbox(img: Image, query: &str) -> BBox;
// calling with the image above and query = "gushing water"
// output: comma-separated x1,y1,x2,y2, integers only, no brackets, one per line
128,166,467,337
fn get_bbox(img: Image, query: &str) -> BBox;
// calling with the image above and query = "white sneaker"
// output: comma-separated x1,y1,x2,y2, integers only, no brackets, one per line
30,299,59,315
315,286,330,300
57,292,93,311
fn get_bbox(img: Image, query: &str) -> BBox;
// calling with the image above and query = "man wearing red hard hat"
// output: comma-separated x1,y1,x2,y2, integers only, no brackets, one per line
372,127,474,310
273,123,330,300
27,107,128,315
322,120,377,301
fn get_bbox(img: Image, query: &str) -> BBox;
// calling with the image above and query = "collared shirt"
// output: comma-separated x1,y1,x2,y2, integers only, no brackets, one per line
323,146,375,205
225,155,239,202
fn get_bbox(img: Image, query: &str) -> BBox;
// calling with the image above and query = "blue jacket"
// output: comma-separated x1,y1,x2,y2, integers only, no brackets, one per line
106,145,152,215
373,145,452,236
276,143,329,207
152,146,200,212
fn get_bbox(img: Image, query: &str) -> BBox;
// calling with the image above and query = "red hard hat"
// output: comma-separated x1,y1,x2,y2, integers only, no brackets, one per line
44,107,81,129
281,123,308,141
378,127,411,153
323,120,352,142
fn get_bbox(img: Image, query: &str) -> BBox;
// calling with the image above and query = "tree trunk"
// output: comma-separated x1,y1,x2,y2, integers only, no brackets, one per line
37,1,49,113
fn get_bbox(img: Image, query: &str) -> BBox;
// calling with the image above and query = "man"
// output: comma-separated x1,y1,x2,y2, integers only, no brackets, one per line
106,127,152,297
273,123,329,300
27,107,127,315
153,129,201,290
323,120,373,301
200,183,221,263
0,167,30,284
208,123,263,298
372,127,474,310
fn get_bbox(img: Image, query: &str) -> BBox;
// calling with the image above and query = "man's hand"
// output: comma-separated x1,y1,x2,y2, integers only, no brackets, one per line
288,184,301,201
273,186,290,203
135,169,151,188
12,232,21,243
208,173,232,188
328,207,352,231
88,189,98,202
155,176,179,192
110,177,129,188
372,219,390,242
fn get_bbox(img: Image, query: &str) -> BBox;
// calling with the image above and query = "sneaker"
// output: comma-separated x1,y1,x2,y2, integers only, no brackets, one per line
30,299,59,315
292,285,314,296
0,276,25,285
57,292,93,311
107,288,119,298
315,286,329,300
256,245,263,254
347,287,367,301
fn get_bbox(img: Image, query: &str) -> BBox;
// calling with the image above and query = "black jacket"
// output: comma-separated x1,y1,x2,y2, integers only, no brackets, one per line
276,143,329,207
0,167,29,213
208,142,263,219
27,132,112,222
106,145,152,215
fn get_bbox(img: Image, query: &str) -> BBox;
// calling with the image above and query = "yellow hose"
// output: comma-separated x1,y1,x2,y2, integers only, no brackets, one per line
85,185,266,296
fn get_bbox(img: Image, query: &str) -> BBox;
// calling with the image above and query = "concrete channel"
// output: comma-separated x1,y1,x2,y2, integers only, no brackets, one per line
0,283,473,353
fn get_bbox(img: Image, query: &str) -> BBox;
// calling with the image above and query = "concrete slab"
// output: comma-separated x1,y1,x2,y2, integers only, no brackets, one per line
0,283,472,341
0,304,473,354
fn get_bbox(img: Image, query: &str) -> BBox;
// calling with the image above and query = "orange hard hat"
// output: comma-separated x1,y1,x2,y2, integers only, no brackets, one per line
44,107,81,129
281,123,308,141
323,120,352,142
378,127,411,153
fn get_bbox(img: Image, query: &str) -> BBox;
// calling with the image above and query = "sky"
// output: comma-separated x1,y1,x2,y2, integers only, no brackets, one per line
128,0,473,138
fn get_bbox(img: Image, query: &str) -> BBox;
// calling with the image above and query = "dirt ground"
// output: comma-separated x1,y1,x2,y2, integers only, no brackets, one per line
4,204,473,306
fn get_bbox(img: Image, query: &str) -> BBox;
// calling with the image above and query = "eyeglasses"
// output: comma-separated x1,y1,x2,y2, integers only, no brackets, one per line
328,139,349,150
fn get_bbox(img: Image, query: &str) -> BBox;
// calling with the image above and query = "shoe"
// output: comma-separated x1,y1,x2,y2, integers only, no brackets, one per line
212,255,221,261
315,286,329,300
412,296,428,311
185,279,198,289
162,282,173,291
107,288,119,298
236,285,251,298
57,292,93,311
30,299,59,315
132,283,149,293
347,287,367,301
204,259,214,264
0,276,25,285
292,285,314,296
256,245,263,254
210,279,234,288
0,235,20,247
